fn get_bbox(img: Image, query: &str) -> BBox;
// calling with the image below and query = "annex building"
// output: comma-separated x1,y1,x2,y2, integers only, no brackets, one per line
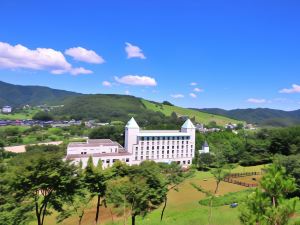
66,117,195,168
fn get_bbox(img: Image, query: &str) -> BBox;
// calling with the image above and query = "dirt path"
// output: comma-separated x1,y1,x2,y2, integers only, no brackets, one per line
4,141,63,153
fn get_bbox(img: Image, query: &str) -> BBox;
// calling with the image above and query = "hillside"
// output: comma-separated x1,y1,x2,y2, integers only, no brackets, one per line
197,108,300,126
142,100,241,126
0,80,241,126
0,81,81,107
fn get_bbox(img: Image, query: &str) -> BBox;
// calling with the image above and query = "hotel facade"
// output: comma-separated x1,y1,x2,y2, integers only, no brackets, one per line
66,117,196,168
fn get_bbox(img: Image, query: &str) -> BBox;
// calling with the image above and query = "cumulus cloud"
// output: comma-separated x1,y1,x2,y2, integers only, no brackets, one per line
171,94,184,98
247,98,267,104
279,84,300,94
193,87,204,92
125,90,130,95
65,47,105,64
190,82,197,86
125,42,146,59
0,41,92,75
114,75,157,86
189,93,197,98
102,81,112,87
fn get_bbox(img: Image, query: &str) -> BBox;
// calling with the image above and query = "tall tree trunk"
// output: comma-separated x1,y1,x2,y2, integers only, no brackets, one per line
95,195,101,224
41,202,48,225
35,202,42,225
131,214,136,225
160,196,168,221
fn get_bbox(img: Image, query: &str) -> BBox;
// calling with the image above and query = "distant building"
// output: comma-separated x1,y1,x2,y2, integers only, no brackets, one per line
199,141,209,154
2,106,12,113
66,117,196,168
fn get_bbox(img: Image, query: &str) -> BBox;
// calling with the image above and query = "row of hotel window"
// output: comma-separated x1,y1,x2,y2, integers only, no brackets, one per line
139,140,190,145
134,155,193,161
140,136,190,141
136,145,193,151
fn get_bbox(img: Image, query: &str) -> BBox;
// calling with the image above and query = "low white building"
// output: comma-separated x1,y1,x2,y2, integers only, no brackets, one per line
2,106,12,113
66,117,196,168
66,139,131,168
199,141,209,154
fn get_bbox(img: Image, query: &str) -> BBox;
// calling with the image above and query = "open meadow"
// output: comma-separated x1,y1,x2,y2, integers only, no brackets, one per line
38,165,298,225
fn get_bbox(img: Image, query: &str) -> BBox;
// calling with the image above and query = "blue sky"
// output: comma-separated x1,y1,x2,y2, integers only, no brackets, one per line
0,0,300,110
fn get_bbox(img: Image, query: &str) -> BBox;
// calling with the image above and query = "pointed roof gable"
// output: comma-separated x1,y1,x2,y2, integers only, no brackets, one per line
125,117,139,129
203,141,209,147
181,119,195,129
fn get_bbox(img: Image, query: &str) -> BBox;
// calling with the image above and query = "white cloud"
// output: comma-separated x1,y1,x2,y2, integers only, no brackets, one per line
0,41,91,75
125,90,130,95
247,98,267,104
279,84,300,94
65,47,105,64
190,82,197,86
189,93,197,98
102,81,112,87
114,75,157,86
193,87,204,92
171,94,184,98
125,42,146,59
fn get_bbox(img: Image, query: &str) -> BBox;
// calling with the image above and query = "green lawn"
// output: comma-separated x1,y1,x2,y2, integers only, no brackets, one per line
40,165,289,225
0,109,39,120
142,99,242,126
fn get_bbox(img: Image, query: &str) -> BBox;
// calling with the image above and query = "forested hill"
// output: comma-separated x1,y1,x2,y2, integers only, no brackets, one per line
0,81,81,107
196,108,300,127
0,80,240,126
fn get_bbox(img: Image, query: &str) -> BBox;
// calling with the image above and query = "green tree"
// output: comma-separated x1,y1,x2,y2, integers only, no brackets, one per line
11,152,80,225
240,164,298,225
84,157,109,224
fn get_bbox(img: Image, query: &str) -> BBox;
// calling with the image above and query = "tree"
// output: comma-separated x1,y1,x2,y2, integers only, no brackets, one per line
11,152,80,225
32,111,54,121
192,151,231,225
84,157,109,224
107,161,167,225
240,164,298,225
158,162,194,221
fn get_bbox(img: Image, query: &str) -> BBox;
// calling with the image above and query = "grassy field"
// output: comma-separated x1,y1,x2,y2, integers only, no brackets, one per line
0,109,39,120
38,165,291,225
142,99,242,126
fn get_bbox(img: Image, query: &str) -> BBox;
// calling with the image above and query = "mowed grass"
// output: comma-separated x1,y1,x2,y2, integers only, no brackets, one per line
41,165,273,225
142,99,242,126
0,109,39,120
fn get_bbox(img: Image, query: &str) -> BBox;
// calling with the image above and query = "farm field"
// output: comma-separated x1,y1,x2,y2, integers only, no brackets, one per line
39,165,287,225
142,99,242,126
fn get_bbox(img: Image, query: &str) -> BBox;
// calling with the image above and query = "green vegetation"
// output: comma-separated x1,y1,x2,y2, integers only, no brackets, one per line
142,99,241,126
199,108,300,127
0,108,39,120
240,164,298,225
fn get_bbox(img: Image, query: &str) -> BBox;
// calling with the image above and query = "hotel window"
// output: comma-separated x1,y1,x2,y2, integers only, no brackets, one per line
191,145,193,148
177,150,179,153
106,159,110,163
141,156,143,160
152,142,154,145
157,146,159,150
146,156,149,160
182,145,184,149
162,150,165,154
186,145,188,149
136,147,138,150
147,142,149,145
183,161,186,164
186,141,188,144
157,155,159,159
172,150,174,154
152,146,154,150
188,160,191,164
146,146,149,150
172,141,174,145
141,151,144,155
135,156,138,160
167,155,169,158
141,142,144,145
157,151,159,154
141,147,144,150
146,151,149,155
172,146,174,149
181,154,183,157
152,151,154,155
177,146,179,149
167,150,169,154
182,141,184,144
157,137,160,140
167,146,169,149
177,137,179,140
162,146,165,150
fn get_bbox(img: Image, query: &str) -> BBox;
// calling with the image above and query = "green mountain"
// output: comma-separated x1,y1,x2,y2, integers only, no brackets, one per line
197,108,300,127
0,81,81,107
0,80,239,126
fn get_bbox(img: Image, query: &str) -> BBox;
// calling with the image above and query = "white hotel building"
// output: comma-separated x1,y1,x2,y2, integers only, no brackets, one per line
66,117,195,168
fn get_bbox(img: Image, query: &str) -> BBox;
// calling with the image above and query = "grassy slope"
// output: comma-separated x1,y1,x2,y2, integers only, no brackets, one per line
142,99,242,126
0,109,39,120
40,165,289,225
